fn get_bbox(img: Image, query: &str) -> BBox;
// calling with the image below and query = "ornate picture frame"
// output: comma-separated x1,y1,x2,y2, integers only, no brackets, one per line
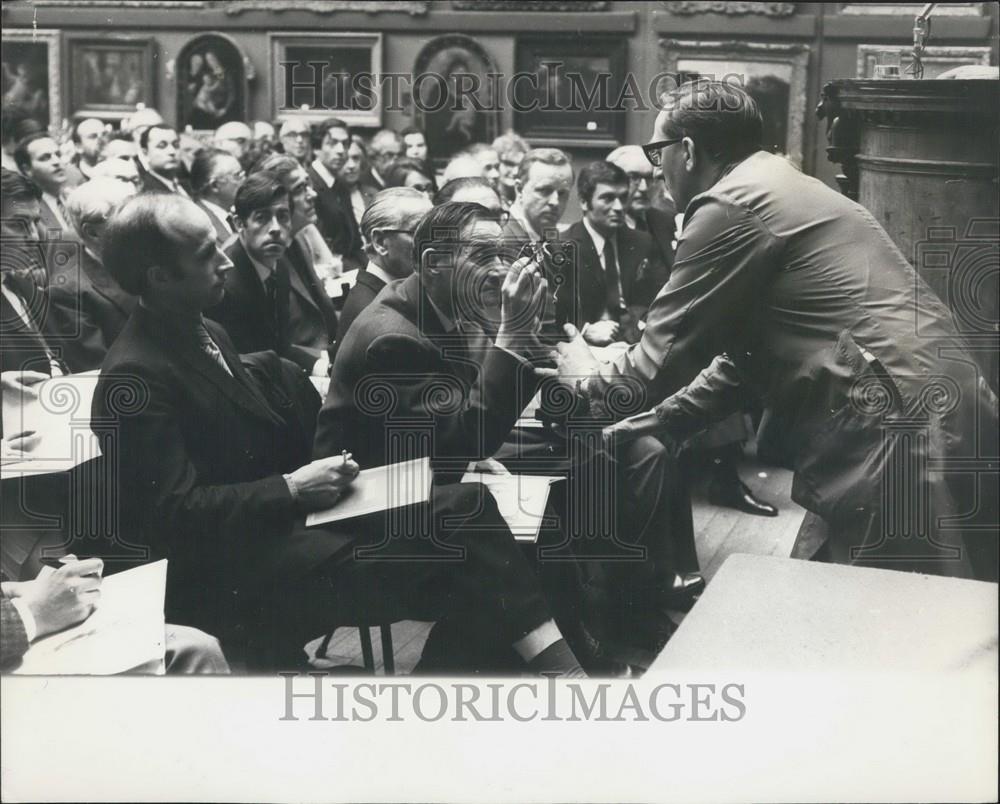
174,33,255,132
513,35,628,148
659,39,810,167
411,34,501,165
65,35,157,121
1,28,62,131
856,44,991,79
270,32,382,128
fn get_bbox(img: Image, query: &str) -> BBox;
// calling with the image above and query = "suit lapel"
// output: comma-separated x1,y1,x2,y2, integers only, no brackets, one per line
230,241,279,342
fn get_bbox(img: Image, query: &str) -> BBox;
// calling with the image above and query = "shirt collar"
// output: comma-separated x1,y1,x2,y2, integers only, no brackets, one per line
311,159,336,188
364,261,394,287
247,250,278,285
581,216,608,258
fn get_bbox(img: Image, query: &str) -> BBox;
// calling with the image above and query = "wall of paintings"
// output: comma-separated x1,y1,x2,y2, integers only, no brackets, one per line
2,0,997,188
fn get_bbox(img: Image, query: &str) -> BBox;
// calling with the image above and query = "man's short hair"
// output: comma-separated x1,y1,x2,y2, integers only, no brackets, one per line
516,147,573,185
190,148,235,195
102,194,190,296
576,161,628,206
71,117,103,145
139,125,176,152
434,176,495,206
399,125,424,140
13,131,51,174
2,106,43,147
412,201,491,273
368,128,401,156
312,117,350,149
1,167,42,205
659,79,762,162
383,158,429,188
360,187,428,243
249,152,300,183
64,177,135,237
233,172,288,222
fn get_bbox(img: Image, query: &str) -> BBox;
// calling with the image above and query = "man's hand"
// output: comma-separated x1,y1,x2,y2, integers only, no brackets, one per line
18,557,104,639
582,319,619,347
1,370,48,399
1,430,40,460
535,323,602,387
287,454,360,512
497,256,547,348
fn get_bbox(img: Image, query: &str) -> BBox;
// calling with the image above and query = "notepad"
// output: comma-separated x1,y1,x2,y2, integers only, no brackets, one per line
13,559,168,676
305,456,433,527
461,471,562,542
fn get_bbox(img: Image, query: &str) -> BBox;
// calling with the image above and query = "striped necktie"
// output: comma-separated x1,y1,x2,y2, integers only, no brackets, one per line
195,322,232,376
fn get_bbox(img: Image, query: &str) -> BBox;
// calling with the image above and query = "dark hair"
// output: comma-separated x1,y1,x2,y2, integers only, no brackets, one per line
71,118,102,145
400,125,425,140
312,117,351,150
1,168,42,204
139,125,176,152
576,161,628,206
434,176,495,206
516,147,572,186
249,152,300,182
102,194,189,296
659,79,762,162
233,172,288,222
411,201,491,273
2,106,43,146
13,131,52,174
384,157,433,190
190,147,236,195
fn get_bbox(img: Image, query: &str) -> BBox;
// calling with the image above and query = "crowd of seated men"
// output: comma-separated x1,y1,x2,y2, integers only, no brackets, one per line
0,100,779,676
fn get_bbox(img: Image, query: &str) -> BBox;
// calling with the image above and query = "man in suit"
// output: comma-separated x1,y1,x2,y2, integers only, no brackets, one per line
317,202,700,662
277,118,311,166
307,118,365,270
562,161,666,346
0,170,66,379
1,556,229,673
337,187,431,341
208,173,333,377
338,135,379,232
555,80,998,581
69,118,106,183
365,128,401,190
14,133,78,249
136,125,189,197
95,193,585,674
45,178,138,372
189,148,243,246
606,145,677,271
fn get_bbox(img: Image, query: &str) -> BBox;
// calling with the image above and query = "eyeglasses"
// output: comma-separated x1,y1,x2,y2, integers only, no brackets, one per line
642,137,683,168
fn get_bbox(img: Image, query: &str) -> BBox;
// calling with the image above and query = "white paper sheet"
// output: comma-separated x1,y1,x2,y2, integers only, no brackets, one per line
13,559,168,676
305,456,433,527
460,471,562,542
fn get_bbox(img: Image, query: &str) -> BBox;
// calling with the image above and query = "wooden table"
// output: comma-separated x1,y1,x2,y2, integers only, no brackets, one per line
650,553,998,673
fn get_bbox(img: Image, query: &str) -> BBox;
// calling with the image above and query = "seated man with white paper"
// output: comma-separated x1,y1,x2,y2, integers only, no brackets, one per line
316,202,700,667
93,193,585,675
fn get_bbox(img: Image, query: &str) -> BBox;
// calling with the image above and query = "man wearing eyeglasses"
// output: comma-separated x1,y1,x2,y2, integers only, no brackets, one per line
190,148,244,246
606,144,677,271
549,80,998,582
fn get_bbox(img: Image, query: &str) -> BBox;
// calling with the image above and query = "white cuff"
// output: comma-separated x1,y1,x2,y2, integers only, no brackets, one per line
10,597,37,642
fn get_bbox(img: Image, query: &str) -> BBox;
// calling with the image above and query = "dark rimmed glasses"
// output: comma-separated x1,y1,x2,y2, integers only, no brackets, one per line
642,137,683,168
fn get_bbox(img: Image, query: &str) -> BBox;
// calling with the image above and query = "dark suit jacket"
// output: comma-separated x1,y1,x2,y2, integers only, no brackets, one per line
336,267,387,343
306,166,365,271
315,272,539,476
207,239,332,373
561,220,667,337
636,204,677,275
286,237,339,348
1,596,29,669
135,158,190,197
93,305,346,632
598,151,999,579
0,280,60,382
45,249,137,372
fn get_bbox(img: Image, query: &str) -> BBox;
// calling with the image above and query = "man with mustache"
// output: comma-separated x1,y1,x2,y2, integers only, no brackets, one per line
208,173,332,376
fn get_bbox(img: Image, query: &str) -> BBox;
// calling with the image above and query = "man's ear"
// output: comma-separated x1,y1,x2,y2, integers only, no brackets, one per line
81,221,101,242
231,214,245,234
146,264,170,289
369,228,389,257
513,178,523,197
682,137,697,173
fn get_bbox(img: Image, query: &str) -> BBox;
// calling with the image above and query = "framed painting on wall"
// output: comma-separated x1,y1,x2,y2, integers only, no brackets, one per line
2,29,61,131
270,32,382,128
175,33,255,132
66,36,157,121
513,36,627,148
856,45,991,79
659,39,810,168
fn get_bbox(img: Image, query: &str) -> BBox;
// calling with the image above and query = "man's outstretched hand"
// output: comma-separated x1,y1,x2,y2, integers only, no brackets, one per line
535,323,603,388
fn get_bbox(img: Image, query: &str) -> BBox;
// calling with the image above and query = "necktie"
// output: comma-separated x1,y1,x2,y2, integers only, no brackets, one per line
602,237,624,321
195,322,232,375
263,270,283,342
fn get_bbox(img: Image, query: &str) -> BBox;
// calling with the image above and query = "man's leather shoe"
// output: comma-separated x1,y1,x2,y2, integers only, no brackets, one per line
661,572,705,612
708,479,779,517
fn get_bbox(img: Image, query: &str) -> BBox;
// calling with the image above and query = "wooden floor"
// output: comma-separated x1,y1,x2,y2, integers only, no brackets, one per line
305,449,806,674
